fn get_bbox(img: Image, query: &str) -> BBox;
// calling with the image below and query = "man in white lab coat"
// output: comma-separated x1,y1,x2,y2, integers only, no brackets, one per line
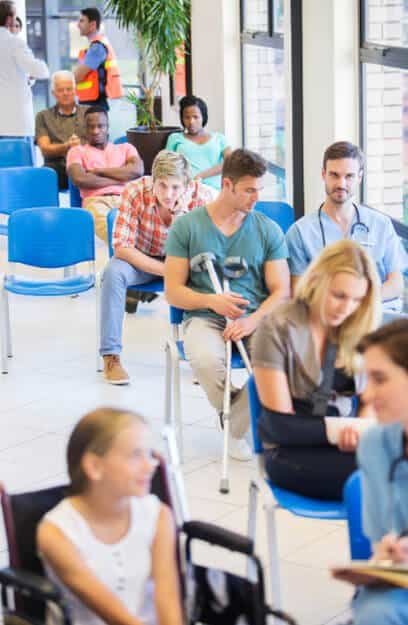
0,0,49,138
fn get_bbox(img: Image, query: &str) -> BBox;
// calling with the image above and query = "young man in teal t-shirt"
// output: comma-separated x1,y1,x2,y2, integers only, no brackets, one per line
165,149,290,460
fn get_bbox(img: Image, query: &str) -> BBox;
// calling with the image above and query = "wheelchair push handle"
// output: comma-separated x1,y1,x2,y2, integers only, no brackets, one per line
183,520,254,555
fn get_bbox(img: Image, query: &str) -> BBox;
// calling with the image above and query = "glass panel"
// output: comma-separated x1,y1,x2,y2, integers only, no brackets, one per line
243,0,269,32
242,44,286,200
364,0,408,47
273,0,284,34
363,64,408,223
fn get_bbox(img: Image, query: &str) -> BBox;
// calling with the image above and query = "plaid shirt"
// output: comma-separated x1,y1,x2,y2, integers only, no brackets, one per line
113,176,214,256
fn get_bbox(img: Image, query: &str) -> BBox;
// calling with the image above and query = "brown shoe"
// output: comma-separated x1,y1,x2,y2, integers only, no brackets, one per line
103,355,130,385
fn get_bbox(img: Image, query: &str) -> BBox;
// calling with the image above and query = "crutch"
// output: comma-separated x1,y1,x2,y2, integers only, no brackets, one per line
218,256,253,493
190,252,252,494
190,252,252,374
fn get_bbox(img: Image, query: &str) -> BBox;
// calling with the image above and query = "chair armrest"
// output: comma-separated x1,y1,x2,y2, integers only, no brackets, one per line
0,567,61,603
183,520,254,555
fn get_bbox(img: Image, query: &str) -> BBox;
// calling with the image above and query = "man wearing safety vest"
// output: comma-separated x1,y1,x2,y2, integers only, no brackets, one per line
74,7,123,111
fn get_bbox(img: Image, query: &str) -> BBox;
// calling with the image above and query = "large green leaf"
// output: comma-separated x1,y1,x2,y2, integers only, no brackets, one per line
105,0,191,75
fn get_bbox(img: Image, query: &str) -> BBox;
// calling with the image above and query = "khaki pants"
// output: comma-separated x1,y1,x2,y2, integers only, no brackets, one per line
183,316,253,439
82,194,122,242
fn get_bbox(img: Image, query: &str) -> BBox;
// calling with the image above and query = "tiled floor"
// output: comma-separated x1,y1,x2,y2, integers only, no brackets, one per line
0,236,354,624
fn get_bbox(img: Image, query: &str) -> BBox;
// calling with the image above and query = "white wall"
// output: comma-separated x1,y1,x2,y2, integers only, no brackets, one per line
302,0,359,212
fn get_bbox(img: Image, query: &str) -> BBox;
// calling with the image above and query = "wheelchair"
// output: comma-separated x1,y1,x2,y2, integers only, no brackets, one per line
0,448,297,625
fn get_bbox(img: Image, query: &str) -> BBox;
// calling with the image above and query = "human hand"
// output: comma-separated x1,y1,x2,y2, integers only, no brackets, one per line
209,292,249,319
337,426,359,452
223,314,258,341
373,533,399,563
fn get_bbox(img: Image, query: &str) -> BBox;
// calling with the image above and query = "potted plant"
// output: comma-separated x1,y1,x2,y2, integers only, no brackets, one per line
105,0,190,172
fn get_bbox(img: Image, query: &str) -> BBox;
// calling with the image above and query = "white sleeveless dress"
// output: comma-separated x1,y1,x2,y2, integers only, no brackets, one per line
40,495,160,625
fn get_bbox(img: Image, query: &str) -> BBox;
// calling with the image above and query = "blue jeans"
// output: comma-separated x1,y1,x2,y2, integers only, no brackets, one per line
352,586,408,625
100,257,158,356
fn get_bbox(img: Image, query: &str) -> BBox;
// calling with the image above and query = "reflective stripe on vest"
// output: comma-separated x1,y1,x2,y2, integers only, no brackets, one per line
76,35,123,101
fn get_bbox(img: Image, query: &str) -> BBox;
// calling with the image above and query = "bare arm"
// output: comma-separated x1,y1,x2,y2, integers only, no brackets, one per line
115,247,164,276
253,367,294,413
151,505,183,625
381,271,404,302
290,274,300,294
195,147,232,181
37,135,80,159
164,255,250,319
92,156,144,182
74,64,92,83
68,162,119,189
224,259,290,341
37,521,143,625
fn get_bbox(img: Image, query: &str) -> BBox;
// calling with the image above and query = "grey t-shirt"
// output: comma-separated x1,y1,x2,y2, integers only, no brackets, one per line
35,105,88,166
252,299,357,415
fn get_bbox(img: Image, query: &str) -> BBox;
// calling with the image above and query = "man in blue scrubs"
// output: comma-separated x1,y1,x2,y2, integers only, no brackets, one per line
286,141,407,312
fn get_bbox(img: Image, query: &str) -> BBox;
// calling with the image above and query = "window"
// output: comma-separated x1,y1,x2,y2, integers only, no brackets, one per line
360,0,408,225
27,0,140,139
240,0,304,216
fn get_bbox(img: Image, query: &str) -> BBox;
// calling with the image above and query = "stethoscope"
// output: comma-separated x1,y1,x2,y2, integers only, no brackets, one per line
318,203,371,247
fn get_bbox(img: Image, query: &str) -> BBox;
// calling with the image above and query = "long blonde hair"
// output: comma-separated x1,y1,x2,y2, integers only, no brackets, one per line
67,407,147,495
295,240,381,373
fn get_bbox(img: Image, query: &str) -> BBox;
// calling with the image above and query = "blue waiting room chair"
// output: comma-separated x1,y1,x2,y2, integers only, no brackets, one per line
106,208,164,297
0,207,100,374
68,177,82,207
343,471,372,560
0,139,34,168
113,135,128,144
255,201,295,234
0,167,59,237
247,375,347,609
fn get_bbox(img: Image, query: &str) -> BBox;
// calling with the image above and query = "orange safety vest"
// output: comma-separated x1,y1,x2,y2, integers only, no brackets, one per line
76,35,123,102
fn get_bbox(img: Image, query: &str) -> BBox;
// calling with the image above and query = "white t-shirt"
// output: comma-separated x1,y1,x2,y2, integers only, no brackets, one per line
40,495,160,625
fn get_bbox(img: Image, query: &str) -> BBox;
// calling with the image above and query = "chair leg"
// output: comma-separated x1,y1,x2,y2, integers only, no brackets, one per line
164,340,184,461
264,500,282,611
172,350,183,460
95,273,103,372
246,480,259,581
4,289,12,358
164,342,173,427
0,286,9,373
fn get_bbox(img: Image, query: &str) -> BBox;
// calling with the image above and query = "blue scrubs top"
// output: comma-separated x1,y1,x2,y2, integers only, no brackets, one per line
286,205,408,311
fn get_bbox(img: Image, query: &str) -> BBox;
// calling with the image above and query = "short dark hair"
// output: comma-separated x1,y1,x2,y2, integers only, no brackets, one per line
357,319,408,373
0,1,15,26
85,105,108,121
179,95,208,127
15,15,21,27
222,149,267,184
81,7,101,30
323,141,364,172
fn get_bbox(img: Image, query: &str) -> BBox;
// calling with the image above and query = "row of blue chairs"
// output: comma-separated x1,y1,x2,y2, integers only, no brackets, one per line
0,203,372,612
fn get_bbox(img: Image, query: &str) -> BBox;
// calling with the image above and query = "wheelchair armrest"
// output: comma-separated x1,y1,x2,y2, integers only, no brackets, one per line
183,520,254,556
0,567,62,603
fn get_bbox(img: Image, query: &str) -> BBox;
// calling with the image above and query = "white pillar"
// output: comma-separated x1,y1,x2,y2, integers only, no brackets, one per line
302,0,359,213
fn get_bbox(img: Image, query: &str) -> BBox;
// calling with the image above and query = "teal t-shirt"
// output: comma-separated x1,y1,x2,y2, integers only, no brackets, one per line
165,131,227,189
165,205,288,321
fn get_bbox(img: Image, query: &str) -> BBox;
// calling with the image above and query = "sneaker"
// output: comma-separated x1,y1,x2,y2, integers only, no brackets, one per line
228,434,252,461
103,355,130,385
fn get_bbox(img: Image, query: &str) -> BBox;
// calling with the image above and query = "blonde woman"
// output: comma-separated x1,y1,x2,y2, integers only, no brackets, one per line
252,240,381,499
100,150,214,385
37,407,183,625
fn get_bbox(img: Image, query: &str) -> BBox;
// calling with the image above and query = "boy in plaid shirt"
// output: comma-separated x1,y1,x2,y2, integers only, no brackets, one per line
100,150,214,384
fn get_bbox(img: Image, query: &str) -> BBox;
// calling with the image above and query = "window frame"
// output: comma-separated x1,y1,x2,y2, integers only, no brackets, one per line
240,0,304,217
359,0,408,238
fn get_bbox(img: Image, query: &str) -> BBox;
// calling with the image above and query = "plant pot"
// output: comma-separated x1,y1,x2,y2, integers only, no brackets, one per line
126,126,181,175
